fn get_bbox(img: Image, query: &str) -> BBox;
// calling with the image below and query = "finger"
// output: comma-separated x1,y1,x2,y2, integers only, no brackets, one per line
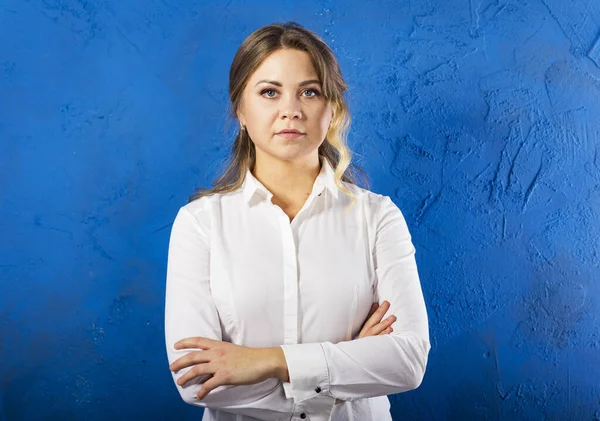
374,301,391,319
367,303,378,318
369,324,387,336
177,363,215,386
371,301,390,318
362,304,379,330
370,315,397,335
381,327,393,334
376,300,390,315
383,314,396,325
379,315,396,329
174,337,213,350
197,376,221,400
364,301,390,330
170,351,212,372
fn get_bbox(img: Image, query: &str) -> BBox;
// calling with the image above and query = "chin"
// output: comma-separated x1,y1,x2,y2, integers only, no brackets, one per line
262,148,315,162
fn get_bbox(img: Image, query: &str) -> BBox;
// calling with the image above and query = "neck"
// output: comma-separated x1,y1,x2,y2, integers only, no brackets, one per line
252,154,322,204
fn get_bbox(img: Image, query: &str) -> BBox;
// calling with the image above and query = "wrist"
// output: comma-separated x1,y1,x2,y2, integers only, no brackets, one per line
265,347,289,382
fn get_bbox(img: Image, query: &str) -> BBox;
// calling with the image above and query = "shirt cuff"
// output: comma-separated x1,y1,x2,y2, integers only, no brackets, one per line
279,343,331,403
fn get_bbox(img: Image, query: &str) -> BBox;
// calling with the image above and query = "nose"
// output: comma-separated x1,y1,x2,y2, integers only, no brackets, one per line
279,94,303,120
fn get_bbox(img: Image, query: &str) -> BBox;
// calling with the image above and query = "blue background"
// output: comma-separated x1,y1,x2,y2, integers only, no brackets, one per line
1,1,599,420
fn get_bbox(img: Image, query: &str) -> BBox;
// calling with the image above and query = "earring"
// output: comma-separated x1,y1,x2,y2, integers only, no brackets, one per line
240,122,245,131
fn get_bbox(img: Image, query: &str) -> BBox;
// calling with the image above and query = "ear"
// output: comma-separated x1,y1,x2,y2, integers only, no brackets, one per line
237,111,245,127
236,100,246,126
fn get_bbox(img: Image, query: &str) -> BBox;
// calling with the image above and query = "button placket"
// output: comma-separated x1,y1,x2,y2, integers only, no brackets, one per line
279,214,299,346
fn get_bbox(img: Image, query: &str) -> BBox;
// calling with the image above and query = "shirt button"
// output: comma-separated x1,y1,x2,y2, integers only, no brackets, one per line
318,193,322,196
315,386,321,393
300,413,306,419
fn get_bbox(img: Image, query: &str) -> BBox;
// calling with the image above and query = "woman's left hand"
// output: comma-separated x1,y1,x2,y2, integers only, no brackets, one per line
169,337,280,400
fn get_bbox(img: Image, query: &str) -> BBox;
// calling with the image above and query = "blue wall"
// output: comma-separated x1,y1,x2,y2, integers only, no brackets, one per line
1,1,599,420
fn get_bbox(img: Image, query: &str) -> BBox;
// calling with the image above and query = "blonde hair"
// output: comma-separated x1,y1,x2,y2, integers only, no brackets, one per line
189,21,370,206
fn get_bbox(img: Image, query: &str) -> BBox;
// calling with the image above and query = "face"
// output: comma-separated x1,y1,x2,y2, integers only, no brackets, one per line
237,49,334,165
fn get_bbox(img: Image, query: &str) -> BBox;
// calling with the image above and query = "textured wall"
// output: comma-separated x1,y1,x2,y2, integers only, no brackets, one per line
1,1,599,420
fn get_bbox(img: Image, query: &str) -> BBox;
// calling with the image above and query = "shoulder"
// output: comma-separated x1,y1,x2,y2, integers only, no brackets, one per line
340,181,395,212
341,182,409,233
181,194,213,216
171,194,224,245
180,190,234,218
177,189,243,226
174,194,222,233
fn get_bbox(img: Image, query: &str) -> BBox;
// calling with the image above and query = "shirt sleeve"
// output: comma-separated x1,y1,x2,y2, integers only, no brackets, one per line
280,194,431,404
164,205,297,420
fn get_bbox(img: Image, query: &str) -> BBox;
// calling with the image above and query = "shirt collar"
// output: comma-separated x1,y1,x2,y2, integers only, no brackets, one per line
242,156,340,204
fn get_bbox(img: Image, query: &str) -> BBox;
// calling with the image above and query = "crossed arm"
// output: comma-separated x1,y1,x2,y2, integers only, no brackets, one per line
165,197,430,419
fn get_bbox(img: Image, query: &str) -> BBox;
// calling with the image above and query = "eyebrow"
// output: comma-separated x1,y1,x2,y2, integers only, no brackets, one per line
255,79,321,87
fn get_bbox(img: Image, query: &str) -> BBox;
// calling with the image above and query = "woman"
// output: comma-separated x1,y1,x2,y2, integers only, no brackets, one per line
165,21,430,421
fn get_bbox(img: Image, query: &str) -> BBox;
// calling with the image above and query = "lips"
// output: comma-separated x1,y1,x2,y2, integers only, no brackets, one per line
276,130,305,140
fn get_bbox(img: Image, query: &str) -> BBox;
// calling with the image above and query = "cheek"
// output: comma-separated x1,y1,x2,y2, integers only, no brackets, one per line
319,112,332,131
319,104,333,126
245,105,277,142
247,100,277,124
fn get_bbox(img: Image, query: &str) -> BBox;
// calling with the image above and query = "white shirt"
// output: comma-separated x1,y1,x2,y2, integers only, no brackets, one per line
164,157,430,421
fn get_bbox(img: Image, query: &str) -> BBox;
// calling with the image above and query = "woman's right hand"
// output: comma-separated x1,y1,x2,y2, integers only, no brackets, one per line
334,301,396,405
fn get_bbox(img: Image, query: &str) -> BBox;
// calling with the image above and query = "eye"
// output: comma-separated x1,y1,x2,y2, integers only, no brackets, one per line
260,88,322,99
303,88,321,97
260,89,277,98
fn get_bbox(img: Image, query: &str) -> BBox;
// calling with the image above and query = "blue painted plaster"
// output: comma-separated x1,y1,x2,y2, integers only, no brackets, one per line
1,1,599,420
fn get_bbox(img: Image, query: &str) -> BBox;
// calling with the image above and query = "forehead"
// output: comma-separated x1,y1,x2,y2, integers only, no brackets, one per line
249,49,319,84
